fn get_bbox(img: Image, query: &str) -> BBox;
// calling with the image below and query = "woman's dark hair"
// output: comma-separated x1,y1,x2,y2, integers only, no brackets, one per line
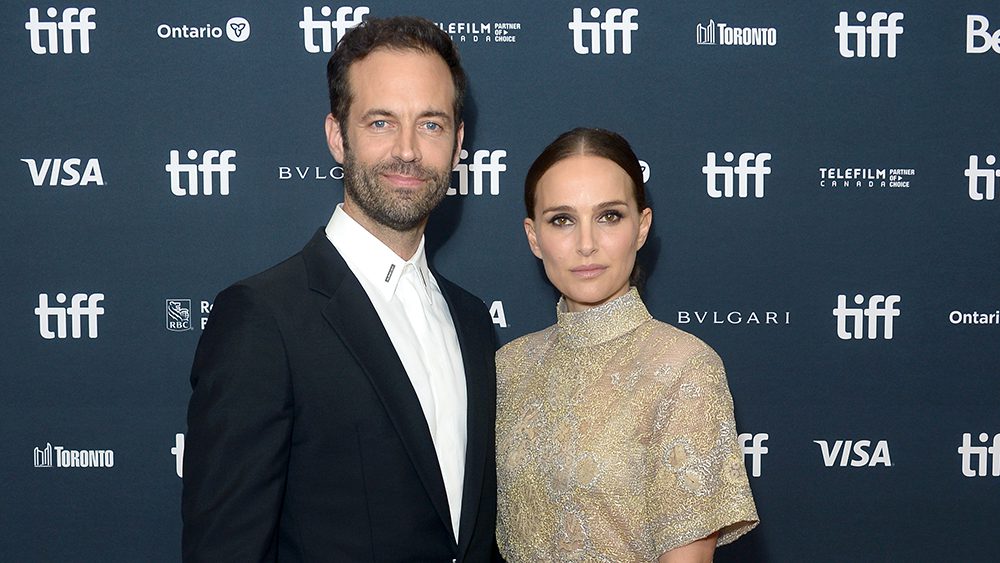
524,127,647,219
327,16,467,131
524,127,650,287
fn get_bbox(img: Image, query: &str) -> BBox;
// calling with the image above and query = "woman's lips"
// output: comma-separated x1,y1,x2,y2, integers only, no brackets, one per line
570,264,607,279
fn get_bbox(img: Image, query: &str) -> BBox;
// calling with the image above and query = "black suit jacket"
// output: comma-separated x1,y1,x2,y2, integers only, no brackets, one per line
182,229,497,562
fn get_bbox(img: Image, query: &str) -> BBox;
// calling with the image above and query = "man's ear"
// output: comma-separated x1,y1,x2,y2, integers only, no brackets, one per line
452,121,465,169
325,113,346,164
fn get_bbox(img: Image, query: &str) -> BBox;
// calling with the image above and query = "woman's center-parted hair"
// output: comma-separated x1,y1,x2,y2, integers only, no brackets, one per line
523,127,647,220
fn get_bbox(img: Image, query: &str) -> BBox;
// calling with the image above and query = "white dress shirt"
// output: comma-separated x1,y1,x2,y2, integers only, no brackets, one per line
326,204,467,542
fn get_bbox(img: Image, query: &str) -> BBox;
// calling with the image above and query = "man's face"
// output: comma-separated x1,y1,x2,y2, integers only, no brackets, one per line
326,48,464,233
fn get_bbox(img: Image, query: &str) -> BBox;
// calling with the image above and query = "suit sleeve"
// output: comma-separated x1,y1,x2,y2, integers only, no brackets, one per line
182,283,293,563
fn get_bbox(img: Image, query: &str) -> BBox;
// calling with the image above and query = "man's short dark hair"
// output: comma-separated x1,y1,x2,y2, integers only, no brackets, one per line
327,16,467,132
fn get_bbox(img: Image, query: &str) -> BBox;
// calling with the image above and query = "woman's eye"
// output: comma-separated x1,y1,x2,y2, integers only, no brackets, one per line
598,211,623,223
550,216,572,227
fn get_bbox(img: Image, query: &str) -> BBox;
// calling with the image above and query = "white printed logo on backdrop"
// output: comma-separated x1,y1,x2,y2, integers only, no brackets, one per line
34,442,115,468
835,11,904,58
967,15,1000,54
25,7,96,54
696,19,776,46
156,16,250,42
703,152,771,199
965,153,999,201
21,158,105,187
819,166,915,189
436,20,522,45
740,433,768,477
449,149,507,196
165,299,213,331
166,150,237,196
832,294,901,340
815,439,892,467
569,8,638,55
958,433,1000,477
300,6,369,53
35,293,105,339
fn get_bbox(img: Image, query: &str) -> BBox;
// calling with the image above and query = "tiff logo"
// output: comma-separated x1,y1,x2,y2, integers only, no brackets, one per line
958,433,1000,477
835,11,904,58
300,6,369,53
703,152,771,198
166,149,237,196
449,149,506,196
21,158,104,186
739,433,768,478
25,7,95,54
35,293,105,339
967,15,1000,54
832,294,901,340
965,153,1000,201
569,7,638,55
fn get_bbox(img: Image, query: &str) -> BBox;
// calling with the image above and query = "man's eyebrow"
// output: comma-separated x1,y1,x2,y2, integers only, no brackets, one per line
359,108,397,121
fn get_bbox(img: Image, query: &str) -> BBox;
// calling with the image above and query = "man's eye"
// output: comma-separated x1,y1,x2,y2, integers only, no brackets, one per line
423,122,441,131
371,120,388,128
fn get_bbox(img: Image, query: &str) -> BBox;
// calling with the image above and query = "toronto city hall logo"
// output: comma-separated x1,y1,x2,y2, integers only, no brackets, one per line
25,7,96,54
569,7,638,54
34,442,115,468
696,19,776,46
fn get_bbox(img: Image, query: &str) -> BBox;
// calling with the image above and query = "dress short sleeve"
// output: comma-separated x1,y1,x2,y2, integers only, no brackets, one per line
645,344,759,554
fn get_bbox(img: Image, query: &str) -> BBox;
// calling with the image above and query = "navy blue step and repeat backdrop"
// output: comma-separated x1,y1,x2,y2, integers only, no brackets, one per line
2,1,998,561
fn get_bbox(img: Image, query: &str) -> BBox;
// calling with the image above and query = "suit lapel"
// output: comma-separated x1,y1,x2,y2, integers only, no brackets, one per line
436,275,492,558
301,229,455,542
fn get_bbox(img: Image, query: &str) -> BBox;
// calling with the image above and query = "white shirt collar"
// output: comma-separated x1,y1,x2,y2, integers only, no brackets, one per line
325,204,432,301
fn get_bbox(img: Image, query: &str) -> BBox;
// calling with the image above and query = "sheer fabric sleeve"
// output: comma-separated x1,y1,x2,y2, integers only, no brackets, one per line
644,341,759,555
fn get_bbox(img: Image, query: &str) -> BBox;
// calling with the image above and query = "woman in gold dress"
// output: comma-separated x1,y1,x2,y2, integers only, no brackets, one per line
496,128,758,562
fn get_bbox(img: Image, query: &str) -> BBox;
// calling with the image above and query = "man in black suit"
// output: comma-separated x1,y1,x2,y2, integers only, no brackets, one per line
182,17,497,562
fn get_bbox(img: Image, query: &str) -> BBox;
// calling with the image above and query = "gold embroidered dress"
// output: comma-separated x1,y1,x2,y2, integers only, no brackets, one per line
496,288,758,561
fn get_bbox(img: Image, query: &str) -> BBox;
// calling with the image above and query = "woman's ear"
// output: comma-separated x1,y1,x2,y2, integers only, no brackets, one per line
524,218,543,259
636,207,652,250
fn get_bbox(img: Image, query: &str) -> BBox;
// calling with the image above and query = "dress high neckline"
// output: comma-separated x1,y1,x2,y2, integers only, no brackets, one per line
555,287,652,348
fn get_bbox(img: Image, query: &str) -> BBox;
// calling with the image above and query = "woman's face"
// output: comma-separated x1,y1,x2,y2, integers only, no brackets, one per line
525,154,652,313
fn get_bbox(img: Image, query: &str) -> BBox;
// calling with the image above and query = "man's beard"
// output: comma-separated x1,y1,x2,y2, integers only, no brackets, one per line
342,148,452,232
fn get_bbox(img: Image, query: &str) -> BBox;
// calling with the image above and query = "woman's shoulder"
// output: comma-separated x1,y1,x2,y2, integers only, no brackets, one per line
497,324,557,362
639,318,722,364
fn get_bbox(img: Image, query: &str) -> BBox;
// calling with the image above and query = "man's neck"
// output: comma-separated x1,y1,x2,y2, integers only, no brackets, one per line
341,202,425,261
